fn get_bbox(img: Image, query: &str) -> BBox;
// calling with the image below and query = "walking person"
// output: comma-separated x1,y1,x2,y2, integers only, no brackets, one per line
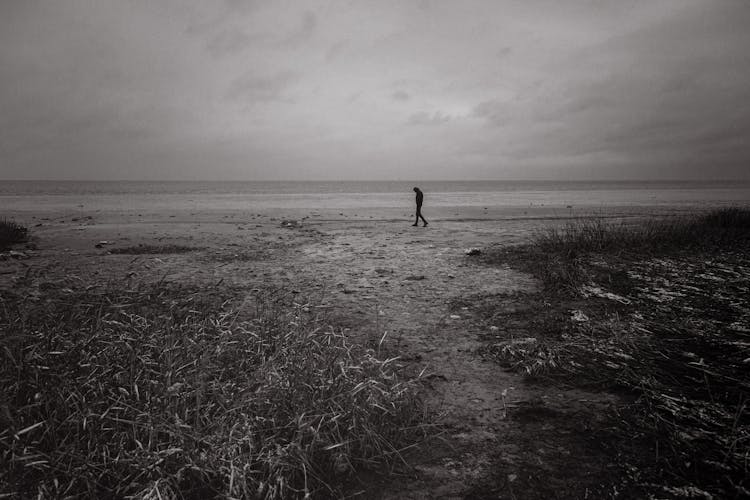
412,187,428,227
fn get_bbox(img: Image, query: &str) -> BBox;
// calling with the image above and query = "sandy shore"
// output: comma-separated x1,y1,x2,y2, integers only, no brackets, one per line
2,196,746,497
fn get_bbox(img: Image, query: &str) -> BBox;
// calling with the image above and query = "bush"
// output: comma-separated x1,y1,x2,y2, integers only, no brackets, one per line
0,219,27,249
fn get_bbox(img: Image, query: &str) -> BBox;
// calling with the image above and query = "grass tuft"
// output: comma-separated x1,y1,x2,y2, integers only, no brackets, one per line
532,207,750,258
488,207,750,292
0,219,28,249
0,282,422,498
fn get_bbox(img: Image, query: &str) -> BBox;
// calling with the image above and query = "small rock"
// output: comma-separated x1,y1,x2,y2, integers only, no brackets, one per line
404,275,426,281
9,251,28,259
490,326,499,331
465,248,481,256
449,314,461,320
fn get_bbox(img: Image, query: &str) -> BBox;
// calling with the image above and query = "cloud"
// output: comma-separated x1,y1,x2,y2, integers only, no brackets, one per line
206,27,263,56
325,40,349,62
407,111,451,126
496,46,512,58
225,70,300,102
472,99,510,127
392,90,410,101
278,11,316,48
3,0,750,180
196,9,316,56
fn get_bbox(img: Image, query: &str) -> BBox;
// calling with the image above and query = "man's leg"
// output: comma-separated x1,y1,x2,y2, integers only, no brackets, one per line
413,208,419,226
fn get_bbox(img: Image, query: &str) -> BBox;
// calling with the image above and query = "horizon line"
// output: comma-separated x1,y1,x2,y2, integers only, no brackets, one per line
3,178,750,183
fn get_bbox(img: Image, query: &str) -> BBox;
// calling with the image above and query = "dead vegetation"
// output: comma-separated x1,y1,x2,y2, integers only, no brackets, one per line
108,244,201,255
0,281,423,498
479,208,750,498
0,219,28,249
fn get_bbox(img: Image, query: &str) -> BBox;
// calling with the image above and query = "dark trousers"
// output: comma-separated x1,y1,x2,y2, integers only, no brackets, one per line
414,205,427,225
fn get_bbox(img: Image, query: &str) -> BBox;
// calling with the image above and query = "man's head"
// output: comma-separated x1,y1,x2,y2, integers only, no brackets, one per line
413,187,420,192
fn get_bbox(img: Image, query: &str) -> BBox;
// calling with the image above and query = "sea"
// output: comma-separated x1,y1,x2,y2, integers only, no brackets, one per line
2,180,749,217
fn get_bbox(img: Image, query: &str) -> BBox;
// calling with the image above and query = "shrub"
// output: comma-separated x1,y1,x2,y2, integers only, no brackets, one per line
0,219,27,249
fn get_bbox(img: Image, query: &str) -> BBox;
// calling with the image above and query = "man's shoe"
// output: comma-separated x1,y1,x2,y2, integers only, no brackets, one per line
412,223,418,226
423,222,428,227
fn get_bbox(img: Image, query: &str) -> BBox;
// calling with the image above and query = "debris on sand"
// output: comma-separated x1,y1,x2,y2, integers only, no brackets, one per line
3,250,30,260
280,219,300,228
404,275,426,281
495,337,537,347
465,247,482,256
581,284,631,304
94,240,111,248
570,310,589,322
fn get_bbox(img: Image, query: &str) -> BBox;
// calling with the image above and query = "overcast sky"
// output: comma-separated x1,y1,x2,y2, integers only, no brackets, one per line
1,0,749,181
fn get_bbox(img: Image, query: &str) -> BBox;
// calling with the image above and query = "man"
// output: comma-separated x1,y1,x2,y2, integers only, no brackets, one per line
413,187,428,227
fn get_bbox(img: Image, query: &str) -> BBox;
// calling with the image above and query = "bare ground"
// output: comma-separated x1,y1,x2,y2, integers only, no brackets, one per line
1,213,641,498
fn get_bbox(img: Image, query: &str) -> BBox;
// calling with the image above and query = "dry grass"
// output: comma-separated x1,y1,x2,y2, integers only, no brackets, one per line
533,207,750,257
109,244,201,255
480,208,750,498
0,219,28,249
488,207,750,293
0,281,422,498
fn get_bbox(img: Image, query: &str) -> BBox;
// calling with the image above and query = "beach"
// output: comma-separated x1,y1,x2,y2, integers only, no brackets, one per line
2,181,749,498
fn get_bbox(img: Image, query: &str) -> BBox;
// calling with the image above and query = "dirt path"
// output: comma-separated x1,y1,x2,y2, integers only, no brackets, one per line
289,222,536,497
284,220,626,499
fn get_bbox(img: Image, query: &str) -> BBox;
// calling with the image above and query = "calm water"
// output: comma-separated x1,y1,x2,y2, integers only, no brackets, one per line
2,180,749,214
1,180,748,196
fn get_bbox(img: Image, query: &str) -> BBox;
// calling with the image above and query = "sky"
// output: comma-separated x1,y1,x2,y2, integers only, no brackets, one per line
1,0,749,181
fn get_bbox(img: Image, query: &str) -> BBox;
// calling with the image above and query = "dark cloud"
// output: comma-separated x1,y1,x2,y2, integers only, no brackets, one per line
225,70,300,102
392,90,410,101
472,99,510,127
496,46,512,58
278,11,316,48
407,111,451,126
206,27,264,56
200,10,316,56
325,40,349,62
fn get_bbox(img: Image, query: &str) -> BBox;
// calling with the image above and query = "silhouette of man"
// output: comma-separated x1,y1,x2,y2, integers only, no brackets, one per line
413,187,428,227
